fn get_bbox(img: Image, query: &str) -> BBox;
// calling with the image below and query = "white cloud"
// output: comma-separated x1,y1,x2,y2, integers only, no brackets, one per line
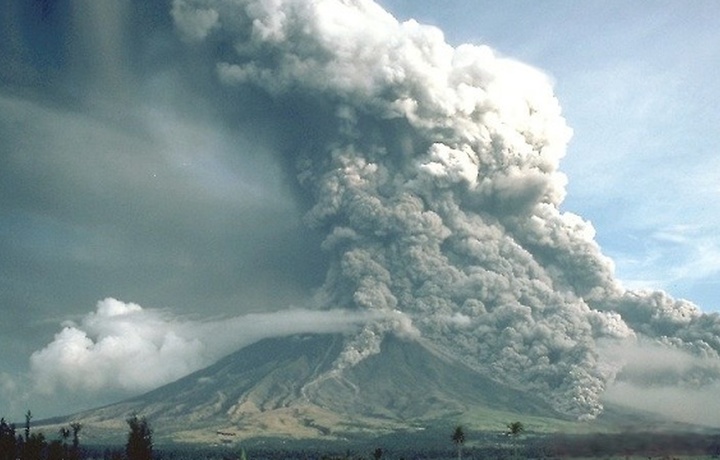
28,298,379,397
611,226,720,296
172,0,219,41
30,299,204,394
603,381,720,428
599,338,719,375
600,338,720,427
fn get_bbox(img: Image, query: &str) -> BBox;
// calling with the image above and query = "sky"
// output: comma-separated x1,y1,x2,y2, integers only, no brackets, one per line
1,0,719,423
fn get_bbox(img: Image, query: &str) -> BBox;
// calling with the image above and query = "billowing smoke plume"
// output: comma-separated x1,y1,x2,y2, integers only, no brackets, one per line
170,0,720,420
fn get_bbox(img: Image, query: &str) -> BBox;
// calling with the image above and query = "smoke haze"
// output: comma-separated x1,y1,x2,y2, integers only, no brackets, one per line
2,0,719,425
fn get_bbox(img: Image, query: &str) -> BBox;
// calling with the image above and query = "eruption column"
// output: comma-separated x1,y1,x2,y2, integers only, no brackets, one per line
173,0,720,419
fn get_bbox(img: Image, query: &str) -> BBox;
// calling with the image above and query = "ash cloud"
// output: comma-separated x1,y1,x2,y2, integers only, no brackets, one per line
170,0,720,420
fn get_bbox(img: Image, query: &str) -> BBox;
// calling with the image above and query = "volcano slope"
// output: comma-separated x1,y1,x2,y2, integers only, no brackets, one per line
54,333,576,444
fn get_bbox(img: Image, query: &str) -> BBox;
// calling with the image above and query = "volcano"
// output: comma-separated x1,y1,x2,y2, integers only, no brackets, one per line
13,0,720,434
53,333,580,444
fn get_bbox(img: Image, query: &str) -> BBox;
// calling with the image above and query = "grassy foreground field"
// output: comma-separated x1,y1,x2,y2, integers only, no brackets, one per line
75,437,720,460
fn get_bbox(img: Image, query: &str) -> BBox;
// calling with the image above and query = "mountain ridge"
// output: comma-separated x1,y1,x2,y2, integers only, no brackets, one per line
39,333,699,446
42,333,577,444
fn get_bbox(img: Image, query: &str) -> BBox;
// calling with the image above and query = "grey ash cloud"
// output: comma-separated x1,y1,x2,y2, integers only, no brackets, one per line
169,0,720,420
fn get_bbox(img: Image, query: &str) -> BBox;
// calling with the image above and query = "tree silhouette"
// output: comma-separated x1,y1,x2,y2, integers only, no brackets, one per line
24,411,32,442
126,415,153,460
23,432,46,460
58,427,70,460
506,421,524,437
0,418,17,460
372,447,383,460
69,422,82,460
451,425,465,460
506,421,524,459
59,427,70,443
48,427,72,460
47,439,64,460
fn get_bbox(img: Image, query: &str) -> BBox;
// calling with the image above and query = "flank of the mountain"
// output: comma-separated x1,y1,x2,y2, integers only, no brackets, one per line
47,333,686,445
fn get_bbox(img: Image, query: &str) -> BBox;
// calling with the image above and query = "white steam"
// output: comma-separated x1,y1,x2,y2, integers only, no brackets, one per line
170,0,720,420
30,298,377,395
600,338,720,427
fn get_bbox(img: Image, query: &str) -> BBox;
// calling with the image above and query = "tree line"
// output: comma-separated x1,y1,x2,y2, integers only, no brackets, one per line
0,411,152,460
5,413,718,460
1,417,523,460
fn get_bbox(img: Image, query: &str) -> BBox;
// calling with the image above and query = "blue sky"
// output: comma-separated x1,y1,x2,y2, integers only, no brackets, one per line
379,0,720,311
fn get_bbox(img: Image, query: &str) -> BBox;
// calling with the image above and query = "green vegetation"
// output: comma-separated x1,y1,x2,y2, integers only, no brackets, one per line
453,405,579,434
3,409,720,460
0,410,151,460
0,411,83,460
506,421,524,437
126,415,153,460
451,425,465,460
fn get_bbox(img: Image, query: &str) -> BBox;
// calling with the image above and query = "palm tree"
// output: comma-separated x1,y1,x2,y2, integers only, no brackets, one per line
506,421,524,459
59,427,70,443
70,422,82,460
451,425,465,460
506,421,524,437
59,427,70,459
24,410,32,442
